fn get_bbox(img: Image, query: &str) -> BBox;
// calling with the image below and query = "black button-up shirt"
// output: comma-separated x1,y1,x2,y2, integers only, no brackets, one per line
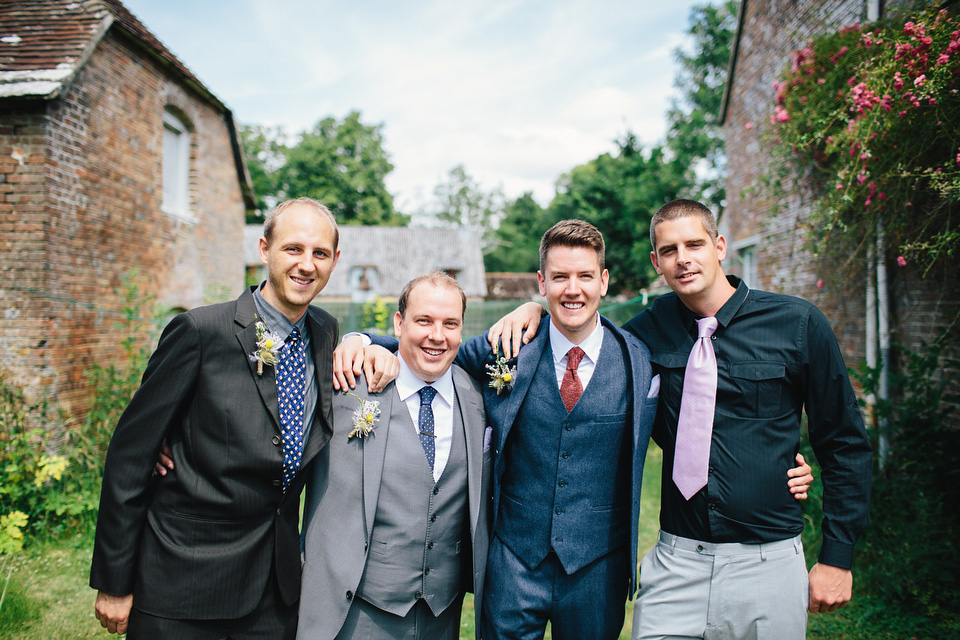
623,276,872,569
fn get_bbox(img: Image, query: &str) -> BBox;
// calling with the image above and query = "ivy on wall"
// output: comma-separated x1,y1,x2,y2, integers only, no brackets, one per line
769,7,959,275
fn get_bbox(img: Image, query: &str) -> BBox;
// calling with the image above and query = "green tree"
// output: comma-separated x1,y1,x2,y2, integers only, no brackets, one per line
276,111,406,225
665,0,738,210
485,193,555,273
240,124,287,221
549,134,686,295
430,165,506,254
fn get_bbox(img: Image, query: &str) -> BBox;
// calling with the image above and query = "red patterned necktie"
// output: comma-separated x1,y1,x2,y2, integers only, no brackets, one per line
560,346,585,412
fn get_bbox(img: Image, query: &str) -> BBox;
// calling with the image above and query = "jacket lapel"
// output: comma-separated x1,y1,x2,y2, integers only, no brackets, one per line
302,309,334,463
455,367,484,538
235,287,281,432
495,325,549,451
361,381,393,541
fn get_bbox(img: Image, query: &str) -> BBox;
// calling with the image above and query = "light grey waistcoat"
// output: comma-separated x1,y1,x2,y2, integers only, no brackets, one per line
356,388,469,617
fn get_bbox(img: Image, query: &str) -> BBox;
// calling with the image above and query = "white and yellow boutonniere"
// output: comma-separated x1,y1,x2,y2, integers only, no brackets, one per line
249,320,282,375
486,350,518,395
345,391,381,440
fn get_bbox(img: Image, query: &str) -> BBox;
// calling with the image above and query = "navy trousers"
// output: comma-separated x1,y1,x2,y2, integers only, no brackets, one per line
481,534,629,640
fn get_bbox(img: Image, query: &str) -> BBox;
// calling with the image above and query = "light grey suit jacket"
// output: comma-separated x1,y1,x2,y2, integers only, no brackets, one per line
296,365,491,640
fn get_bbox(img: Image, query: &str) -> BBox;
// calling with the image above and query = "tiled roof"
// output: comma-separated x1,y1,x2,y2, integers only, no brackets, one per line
0,0,216,104
245,225,489,298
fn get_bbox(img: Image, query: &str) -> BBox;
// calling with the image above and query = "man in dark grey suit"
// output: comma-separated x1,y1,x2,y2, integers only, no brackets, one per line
296,272,491,640
91,197,341,639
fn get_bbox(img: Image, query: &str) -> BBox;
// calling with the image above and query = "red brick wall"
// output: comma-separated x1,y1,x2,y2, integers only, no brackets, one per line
722,0,954,376
0,29,245,415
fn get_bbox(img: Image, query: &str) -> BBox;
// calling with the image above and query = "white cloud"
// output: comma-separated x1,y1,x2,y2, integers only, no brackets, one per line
123,0,704,209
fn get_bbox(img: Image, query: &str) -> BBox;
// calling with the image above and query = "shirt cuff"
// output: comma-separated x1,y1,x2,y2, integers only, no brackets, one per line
341,331,372,348
817,537,855,570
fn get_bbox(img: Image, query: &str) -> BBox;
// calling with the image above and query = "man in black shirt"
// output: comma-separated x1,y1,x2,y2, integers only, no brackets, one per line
492,200,871,640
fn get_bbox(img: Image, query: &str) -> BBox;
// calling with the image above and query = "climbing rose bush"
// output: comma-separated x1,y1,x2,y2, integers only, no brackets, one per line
770,7,959,270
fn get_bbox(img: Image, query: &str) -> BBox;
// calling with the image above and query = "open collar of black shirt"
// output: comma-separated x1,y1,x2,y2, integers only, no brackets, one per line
253,283,318,443
676,275,748,334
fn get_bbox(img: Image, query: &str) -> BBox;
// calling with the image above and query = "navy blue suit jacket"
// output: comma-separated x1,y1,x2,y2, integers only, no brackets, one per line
451,314,658,595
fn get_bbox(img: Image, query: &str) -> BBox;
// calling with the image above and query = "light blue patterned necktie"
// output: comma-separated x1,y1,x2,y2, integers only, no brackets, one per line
418,386,437,471
276,327,306,490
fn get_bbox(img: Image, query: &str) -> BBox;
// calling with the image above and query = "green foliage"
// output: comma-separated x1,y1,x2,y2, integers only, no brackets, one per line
485,193,556,273
853,332,960,624
800,332,960,636
549,134,687,295
770,7,960,274
427,165,506,254
666,0,738,208
0,374,72,540
241,111,408,226
0,273,156,544
359,296,392,333
240,123,287,218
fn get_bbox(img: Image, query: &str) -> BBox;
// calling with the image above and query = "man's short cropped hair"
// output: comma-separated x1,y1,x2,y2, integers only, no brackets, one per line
539,219,605,272
397,271,467,319
263,197,340,251
649,199,718,250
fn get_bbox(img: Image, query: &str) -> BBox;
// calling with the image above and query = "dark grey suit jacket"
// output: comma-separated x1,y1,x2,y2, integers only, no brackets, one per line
297,367,491,640
90,286,337,619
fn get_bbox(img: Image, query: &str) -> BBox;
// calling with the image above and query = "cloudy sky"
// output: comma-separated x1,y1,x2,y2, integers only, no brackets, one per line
122,0,705,210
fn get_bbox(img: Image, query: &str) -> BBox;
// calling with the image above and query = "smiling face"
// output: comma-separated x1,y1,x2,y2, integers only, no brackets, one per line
259,202,340,323
394,280,463,383
538,245,609,344
650,214,733,316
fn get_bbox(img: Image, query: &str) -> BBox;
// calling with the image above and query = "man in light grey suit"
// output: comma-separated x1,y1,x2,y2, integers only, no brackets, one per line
296,272,491,640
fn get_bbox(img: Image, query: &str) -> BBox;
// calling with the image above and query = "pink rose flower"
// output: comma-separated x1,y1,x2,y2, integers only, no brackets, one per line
897,256,907,267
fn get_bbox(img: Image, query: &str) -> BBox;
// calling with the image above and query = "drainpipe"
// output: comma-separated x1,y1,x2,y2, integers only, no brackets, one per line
876,223,890,467
865,243,878,429
866,0,889,467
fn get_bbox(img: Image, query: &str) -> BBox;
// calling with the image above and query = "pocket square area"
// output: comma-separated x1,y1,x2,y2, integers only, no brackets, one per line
647,374,660,399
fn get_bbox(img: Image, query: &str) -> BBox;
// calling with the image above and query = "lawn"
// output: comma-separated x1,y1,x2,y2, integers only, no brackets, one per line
6,445,946,639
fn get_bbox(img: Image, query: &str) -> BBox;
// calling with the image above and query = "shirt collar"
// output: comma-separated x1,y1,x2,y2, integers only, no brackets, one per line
395,354,455,406
253,282,308,341
678,275,748,331
549,312,603,364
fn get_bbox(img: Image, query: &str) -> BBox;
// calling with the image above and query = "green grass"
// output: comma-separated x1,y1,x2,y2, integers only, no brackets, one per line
8,445,952,639
0,531,103,640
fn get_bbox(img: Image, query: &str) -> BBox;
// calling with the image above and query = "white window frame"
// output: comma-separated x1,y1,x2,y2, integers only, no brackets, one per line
731,235,759,289
162,109,192,221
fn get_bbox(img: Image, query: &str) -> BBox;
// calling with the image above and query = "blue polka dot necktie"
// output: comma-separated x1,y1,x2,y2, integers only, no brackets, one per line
276,327,306,490
418,386,437,471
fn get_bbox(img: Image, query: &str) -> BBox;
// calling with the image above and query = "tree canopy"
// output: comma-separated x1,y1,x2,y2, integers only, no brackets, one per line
241,111,407,226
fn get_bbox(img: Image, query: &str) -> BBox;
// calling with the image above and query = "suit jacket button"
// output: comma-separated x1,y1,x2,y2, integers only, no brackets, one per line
432,487,439,495
424,568,431,575
272,435,281,446
346,590,353,601
415,591,422,600
272,479,281,487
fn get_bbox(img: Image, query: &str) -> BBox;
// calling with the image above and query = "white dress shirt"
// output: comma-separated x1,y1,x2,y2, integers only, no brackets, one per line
395,355,455,483
548,313,604,390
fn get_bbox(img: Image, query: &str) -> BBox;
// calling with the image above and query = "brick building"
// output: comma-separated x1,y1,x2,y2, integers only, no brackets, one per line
720,0,957,414
0,0,254,413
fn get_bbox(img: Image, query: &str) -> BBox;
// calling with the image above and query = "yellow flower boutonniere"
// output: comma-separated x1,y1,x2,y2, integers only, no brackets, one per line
249,320,282,375
486,349,518,395
345,391,381,440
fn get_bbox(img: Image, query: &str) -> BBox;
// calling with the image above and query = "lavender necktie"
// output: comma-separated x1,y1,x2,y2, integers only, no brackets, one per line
673,316,719,500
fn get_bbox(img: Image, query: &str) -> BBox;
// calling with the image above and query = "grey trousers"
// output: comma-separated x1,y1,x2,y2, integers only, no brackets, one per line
631,531,808,640
334,594,463,640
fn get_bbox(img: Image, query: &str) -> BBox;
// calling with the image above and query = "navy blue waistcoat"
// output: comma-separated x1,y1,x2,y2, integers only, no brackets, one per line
496,328,631,573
